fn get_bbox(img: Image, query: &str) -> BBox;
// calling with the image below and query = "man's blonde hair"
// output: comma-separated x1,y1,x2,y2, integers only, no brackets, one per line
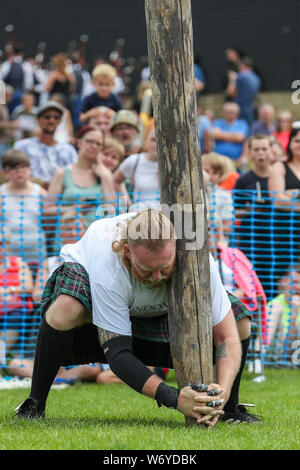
112,209,176,267
92,64,117,81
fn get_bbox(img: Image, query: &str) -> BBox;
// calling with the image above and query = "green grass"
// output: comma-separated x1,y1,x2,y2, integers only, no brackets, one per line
0,368,299,450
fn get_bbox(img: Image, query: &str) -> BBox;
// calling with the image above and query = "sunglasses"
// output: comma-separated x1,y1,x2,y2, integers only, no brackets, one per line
41,113,61,121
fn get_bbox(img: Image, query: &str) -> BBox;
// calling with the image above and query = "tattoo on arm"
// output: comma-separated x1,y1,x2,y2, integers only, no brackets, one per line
97,328,121,347
216,341,227,362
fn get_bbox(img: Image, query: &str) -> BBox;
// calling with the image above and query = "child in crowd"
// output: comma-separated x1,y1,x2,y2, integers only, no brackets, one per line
101,136,125,173
11,92,38,139
0,149,47,267
79,64,123,122
269,136,287,164
233,134,273,299
83,106,116,136
202,152,234,239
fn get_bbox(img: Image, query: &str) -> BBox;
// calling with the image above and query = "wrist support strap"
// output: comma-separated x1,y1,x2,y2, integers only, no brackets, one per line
155,382,180,409
103,335,153,393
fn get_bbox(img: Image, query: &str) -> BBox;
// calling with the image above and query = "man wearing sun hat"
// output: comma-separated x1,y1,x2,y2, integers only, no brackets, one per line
110,109,142,157
13,100,77,187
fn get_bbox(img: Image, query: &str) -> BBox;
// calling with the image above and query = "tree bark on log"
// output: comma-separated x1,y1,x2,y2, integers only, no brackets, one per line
145,0,213,426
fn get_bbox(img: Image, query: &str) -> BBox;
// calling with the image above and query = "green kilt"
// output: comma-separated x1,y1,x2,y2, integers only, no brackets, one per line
40,262,250,368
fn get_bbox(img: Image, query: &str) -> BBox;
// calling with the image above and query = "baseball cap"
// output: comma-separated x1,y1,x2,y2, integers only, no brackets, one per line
37,101,64,117
110,110,139,131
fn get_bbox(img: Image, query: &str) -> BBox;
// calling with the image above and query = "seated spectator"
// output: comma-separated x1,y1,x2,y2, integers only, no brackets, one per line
0,45,34,112
204,108,215,124
209,215,268,368
100,136,128,209
79,63,123,122
132,80,151,115
9,210,102,382
110,109,142,157
0,85,19,160
131,80,153,129
113,119,160,209
11,92,38,139
82,106,116,137
0,149,47,266
13,100,78,188
0,229,34,357
194,54,206,98
50,93,74,144
250,103,277,136
272,110,292,151
209,214,267,333
269,136,287,164
212,102,249,166
47,125,115,226
233,134,273,298
101,136,125,173
197,103,213,153
202,152,239,191
268,126,300,293
234,134,271,196
44,53,75,110
202,152,234,239
266,261,300,365
32,210,88,303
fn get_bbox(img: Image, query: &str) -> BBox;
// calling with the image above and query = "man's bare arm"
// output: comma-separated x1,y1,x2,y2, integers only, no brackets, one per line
213,310,242,402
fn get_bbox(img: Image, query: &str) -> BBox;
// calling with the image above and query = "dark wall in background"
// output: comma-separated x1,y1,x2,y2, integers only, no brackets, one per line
0,0,299,92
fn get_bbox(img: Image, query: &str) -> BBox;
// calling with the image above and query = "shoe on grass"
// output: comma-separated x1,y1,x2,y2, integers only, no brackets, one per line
13,397,45,420
219,403,263,424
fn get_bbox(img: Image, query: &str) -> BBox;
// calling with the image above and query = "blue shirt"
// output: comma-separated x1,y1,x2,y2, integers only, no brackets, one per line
236,70,261,110
213,119,249,160
81,92,123,113
250,120,277,136
198,115,211,151
14,137,78,183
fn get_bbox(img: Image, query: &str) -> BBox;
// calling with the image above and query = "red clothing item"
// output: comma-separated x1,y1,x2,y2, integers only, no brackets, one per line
217,245,269,344
0,257,33,314
0,257,20,287
219,172,240,190
272,130,290,151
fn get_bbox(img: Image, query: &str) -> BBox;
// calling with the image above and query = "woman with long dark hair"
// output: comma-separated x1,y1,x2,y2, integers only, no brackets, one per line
268,125,300,295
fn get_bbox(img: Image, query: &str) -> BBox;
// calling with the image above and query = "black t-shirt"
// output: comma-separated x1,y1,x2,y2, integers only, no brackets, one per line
234,170,269,208
81,92,123,113
233,170,271,256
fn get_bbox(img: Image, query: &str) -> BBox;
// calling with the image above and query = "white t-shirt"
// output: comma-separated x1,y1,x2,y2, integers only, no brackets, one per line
60,213,231,336
119,152,160,206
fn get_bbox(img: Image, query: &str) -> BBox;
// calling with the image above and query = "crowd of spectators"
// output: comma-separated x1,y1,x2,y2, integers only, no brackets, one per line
0,42,299,377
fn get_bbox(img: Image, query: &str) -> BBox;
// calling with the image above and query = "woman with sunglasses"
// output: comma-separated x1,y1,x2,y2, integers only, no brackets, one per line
268,124,300,294
47,125,115,226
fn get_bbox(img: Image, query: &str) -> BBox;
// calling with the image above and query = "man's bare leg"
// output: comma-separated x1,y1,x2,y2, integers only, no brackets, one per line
15,295,90,418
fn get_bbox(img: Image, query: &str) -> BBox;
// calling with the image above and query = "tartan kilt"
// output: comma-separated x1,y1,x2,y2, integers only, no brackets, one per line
40,262,250,369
